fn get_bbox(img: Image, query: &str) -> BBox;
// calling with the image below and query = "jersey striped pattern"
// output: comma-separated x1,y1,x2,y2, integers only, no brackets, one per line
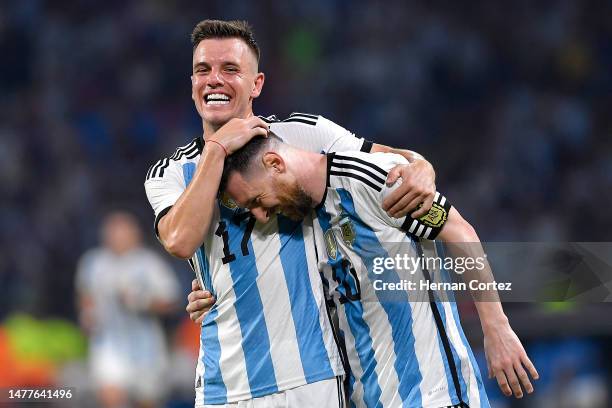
314,151,489,408
144,113,368,405
146,138,201,180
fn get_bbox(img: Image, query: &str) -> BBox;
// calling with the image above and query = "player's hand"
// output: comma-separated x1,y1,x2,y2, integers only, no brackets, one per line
206,117,269,155
382,159,436,219
483,320,539,398
186,279,216,325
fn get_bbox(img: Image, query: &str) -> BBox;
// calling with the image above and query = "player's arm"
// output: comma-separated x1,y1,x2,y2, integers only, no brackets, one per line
377,182,539,399
155,117,269,259
297,114,436,219
433,209,539,398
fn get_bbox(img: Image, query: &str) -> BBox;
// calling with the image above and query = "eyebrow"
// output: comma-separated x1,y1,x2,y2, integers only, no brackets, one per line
193,62,209,70
193,61,241,70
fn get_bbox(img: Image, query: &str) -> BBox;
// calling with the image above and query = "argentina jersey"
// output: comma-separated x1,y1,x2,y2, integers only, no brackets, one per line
145,114,369,405
313,151,490,408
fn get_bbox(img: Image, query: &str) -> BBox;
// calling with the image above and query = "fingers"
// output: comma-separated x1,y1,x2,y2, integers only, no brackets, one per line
386,191,420,218
250,126,269,138
495,370,512,397
411,192,434,219
186,297,215,314
486,353,493,379
514,363,533,395
522,354,540,381
191,279,201,291
186,290,213,310
385,167,401,187
248,116,269,132
381,164,436,218
190,310,204,324
186,290,215,324
504,366,524,398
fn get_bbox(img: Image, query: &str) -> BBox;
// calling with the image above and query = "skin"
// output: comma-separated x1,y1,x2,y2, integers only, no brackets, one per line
159,36,437,259
195,145,539,399
78,213,175,408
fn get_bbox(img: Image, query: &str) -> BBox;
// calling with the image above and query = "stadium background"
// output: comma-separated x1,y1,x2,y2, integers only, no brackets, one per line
1,1,611,407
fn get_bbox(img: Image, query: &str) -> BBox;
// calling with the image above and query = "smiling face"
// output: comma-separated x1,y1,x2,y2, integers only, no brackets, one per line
191,38,264,130
224,165,314,223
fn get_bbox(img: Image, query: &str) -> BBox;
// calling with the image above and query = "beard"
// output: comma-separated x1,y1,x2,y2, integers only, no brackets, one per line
279,183,314,221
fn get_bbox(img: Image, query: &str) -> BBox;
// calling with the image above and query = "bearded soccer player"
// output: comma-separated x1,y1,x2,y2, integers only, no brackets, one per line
145,20,439,407
215,135,539,408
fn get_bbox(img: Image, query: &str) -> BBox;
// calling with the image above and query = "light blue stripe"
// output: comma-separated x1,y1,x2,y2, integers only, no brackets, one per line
341,303,382,408
433,298,467,405
201,308,227,404
220,205,278,397
443,270,491,407
316,207,383,408
336,189,423,407
182,163,214,296
182,163,226,403
437,241,490,406
421,241,465,405
277,216,335,382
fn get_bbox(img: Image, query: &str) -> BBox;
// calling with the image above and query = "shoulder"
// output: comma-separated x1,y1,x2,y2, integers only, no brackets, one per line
328,151,394,193
79,248,105,264
264,112,334,135
145,137,203,181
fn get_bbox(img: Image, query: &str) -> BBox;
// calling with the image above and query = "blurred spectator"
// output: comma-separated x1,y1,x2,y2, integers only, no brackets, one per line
75,211,179,408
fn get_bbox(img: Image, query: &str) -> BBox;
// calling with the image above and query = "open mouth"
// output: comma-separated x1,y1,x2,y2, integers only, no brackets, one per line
204,93,231,105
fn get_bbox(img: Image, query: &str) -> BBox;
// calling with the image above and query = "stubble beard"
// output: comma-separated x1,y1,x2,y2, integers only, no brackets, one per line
281,183,314,221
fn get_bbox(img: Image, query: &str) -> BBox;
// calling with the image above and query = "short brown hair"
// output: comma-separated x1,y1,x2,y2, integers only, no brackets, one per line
191,19,260,62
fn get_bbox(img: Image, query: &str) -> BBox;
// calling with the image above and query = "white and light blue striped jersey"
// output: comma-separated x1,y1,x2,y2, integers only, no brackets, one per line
314,151,490,408
145,114,369,404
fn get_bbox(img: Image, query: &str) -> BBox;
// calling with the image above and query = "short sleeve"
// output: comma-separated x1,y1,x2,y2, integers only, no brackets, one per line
144,160,186,236
270,114,370,154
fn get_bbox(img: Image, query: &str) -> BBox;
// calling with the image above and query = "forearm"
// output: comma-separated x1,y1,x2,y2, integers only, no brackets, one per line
438,208,508,327
371,143,425,162
158,144,225,259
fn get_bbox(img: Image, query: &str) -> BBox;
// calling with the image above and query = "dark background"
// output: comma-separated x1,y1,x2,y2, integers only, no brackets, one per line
1,1,611,407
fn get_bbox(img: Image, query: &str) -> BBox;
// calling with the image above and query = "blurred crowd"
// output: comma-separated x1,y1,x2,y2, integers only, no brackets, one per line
0,1,611,407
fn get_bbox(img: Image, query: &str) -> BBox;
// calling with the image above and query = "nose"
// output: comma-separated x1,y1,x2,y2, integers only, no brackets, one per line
250,207,270,223
207,68,224,87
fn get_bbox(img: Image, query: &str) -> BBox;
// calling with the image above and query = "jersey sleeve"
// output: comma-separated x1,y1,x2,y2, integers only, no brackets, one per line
144,159,186,236
345,152,452,240
381,182,452,240
270,113,372,154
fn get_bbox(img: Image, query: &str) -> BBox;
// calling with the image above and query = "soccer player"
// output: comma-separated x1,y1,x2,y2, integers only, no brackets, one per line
76,212,179,408
145,20,438,407
217,135,540,407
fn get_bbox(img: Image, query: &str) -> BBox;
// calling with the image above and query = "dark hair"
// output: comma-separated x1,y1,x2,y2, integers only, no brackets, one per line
219,133,282,192
191,19,260,62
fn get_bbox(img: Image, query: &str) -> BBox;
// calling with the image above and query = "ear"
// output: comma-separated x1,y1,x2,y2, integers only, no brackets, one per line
251,72,265,98
261,152,285,174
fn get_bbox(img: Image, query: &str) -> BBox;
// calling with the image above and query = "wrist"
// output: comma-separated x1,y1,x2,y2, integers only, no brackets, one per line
205,140,228,158
480,311,510,334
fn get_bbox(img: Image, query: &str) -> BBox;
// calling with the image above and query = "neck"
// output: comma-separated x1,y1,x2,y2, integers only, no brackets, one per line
289,149,327,207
